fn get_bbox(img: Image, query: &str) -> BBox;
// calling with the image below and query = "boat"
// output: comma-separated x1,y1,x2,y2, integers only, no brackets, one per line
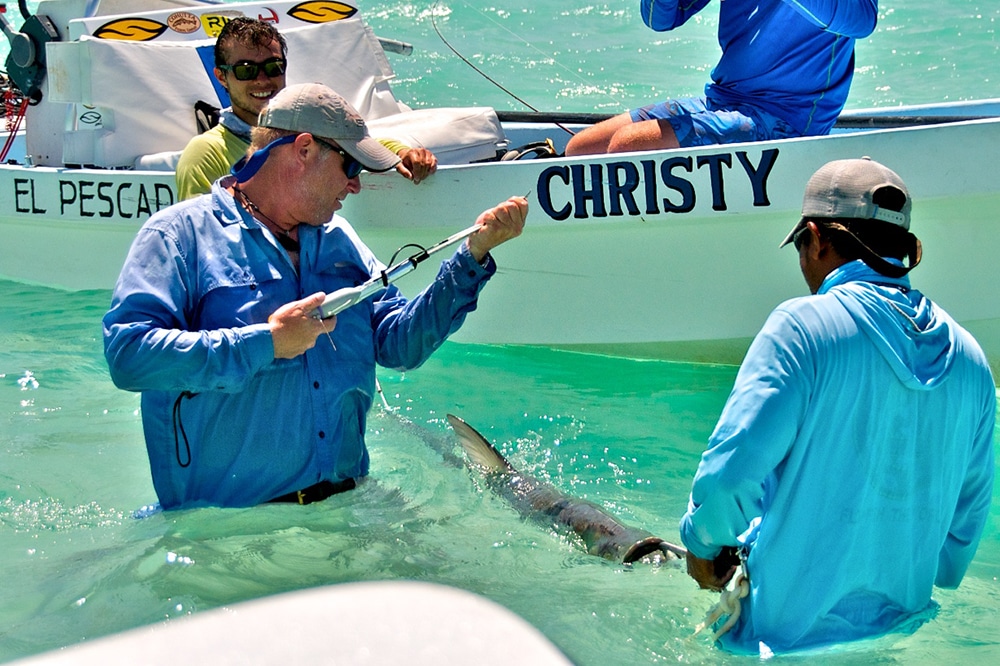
3,0,999,371
11,581,573,665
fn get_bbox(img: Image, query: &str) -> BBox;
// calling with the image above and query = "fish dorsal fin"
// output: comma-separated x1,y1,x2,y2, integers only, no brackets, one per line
446,414,514,473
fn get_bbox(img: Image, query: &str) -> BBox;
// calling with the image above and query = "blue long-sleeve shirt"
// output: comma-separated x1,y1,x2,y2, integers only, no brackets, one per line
640,0,879,134
680,260,995,653
104,181,495,509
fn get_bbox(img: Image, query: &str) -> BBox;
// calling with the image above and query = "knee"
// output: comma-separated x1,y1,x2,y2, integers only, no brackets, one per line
564,128,598,157
565,114,632,157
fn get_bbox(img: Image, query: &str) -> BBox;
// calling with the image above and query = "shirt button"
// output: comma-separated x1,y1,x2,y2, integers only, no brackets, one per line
318,431,325,439
313,381,320,388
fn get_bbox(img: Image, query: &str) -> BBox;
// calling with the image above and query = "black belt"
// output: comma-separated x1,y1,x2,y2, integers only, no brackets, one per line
268,478,356,505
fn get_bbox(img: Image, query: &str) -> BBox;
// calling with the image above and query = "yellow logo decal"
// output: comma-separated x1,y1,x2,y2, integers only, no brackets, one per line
93,18,168,41
288,1,358,24
201,13,240,38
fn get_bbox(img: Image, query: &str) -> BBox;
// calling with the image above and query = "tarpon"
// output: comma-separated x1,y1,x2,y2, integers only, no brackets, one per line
447,414,687,564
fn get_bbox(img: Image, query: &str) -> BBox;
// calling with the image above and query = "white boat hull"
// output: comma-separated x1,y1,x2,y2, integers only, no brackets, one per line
3,113,1000,371
344,116,1000,368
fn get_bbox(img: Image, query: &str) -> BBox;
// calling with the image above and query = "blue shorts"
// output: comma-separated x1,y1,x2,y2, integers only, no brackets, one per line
630,97,799,147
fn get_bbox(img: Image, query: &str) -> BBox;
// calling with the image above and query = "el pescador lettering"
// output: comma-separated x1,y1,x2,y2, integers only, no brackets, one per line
12,177,174,220
537,148,778,221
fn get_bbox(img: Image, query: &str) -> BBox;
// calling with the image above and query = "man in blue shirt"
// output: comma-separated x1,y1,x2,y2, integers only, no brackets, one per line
566,1,879,156
680,158,995,654
104,83,527,510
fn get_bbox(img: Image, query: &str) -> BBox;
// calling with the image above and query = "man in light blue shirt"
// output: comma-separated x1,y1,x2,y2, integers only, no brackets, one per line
680,158,995,654
104,83,527,509
567,1,879,155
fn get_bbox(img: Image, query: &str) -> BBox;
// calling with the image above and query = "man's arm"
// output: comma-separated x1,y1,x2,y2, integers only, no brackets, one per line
370,197,527,371
680,308,809,561
935,372,996,588
783,0,878,38
377,137,438,184
103,224,286,394
640,0,712,32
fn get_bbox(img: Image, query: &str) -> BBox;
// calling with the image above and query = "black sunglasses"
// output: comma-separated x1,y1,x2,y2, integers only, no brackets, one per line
313,137,365,179
792,225,811,251
218,57,287,81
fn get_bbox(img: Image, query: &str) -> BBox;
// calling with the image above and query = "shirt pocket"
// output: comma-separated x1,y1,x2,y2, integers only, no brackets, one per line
193,246,293,329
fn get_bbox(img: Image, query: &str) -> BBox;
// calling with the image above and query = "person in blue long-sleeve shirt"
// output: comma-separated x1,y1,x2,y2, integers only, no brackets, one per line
679,157,995,654
566,1,879,156
103,84,527,510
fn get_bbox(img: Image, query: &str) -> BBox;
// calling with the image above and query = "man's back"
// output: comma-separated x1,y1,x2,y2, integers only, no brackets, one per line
715,274,995,651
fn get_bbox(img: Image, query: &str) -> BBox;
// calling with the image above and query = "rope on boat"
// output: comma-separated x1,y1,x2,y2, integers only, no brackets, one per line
2,87,30,163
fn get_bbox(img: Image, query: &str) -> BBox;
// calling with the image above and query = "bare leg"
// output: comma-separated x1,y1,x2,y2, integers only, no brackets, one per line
564,113,634,156
607,119,680,153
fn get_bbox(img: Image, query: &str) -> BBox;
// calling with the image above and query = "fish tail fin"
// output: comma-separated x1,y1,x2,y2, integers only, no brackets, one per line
446,414,514,473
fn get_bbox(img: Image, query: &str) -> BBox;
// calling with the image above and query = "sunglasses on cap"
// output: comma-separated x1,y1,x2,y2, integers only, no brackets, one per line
218,57,287,81
312,137,365,179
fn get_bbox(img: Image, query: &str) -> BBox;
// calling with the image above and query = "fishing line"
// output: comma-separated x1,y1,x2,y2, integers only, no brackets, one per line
449,0,623,109
429,2,583,137
318,322,392,410
430,2,538,112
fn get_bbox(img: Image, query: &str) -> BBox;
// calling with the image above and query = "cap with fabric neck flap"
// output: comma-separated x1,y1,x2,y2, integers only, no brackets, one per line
257,82,400,172
780,157,912,248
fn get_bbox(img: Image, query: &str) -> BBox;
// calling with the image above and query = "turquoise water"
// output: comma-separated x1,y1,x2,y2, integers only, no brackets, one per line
3,1,1000,663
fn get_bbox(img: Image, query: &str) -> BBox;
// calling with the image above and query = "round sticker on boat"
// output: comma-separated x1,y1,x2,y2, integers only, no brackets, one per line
167,12,200,35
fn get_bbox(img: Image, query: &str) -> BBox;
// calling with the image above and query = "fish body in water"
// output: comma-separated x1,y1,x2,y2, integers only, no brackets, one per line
447,414,686,564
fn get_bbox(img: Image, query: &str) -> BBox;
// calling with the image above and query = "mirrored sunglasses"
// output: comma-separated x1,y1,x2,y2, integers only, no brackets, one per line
218,57,287,81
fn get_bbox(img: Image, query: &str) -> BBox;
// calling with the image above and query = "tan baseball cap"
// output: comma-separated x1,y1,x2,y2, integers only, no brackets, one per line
258,83,400,172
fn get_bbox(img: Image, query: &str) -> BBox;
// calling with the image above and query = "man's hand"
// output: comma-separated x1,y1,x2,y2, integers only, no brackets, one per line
466,196,528,263
686,548,739,592
268,292,336,359
395,147,438,184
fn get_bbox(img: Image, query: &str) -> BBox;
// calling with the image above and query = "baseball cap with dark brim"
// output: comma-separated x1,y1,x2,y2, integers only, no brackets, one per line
258,82,400,173
779,156,912,248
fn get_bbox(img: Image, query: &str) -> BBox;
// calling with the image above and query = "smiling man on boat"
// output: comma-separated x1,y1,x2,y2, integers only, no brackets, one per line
174,17,436,200
566,1,879,156
679,157,995,654
103,83,527,509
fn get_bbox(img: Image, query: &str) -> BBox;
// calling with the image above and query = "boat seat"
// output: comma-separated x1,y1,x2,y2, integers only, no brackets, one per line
134,107,508,170
134,150,184,172
367,107,508,165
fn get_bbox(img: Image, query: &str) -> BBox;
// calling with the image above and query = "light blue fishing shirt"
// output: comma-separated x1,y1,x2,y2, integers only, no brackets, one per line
104,180,494,509
680,260,996,654
640,0,879,135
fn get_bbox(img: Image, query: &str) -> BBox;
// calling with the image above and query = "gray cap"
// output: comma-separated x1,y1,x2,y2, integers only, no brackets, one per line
258,83,400,172
780,157,911,247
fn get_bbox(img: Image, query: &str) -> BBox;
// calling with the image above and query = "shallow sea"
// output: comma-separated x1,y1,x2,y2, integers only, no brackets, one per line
2,1,999,664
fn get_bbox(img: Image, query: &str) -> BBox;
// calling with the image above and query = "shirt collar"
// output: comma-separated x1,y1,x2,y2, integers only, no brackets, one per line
218,107,254,142
818,259,912,295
